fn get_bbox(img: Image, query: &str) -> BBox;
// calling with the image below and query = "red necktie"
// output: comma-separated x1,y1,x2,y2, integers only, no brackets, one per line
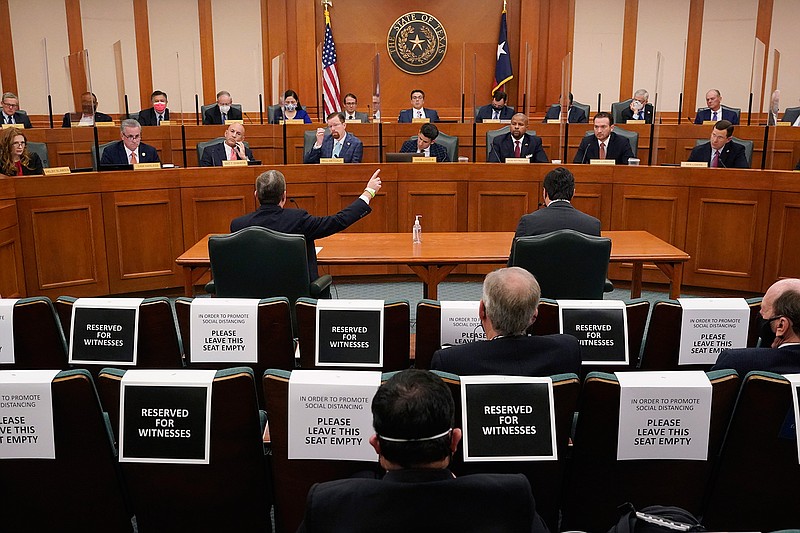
514,141,521,158
711,150,719,168
599,142,606,159
230,146,238,160
130,152,137,164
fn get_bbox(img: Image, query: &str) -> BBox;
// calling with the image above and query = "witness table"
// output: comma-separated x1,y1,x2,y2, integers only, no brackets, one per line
175,230,689,300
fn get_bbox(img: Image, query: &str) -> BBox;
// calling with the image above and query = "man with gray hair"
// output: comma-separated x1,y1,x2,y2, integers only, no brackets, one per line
430,267,581,376
1,92,32,128
620,88,653,123
99,118,160,165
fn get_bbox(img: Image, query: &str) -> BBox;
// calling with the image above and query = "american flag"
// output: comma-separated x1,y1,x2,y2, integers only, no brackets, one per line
322,9,341,117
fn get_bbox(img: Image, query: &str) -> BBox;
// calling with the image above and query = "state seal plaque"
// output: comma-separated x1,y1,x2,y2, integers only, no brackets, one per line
387,12,447,75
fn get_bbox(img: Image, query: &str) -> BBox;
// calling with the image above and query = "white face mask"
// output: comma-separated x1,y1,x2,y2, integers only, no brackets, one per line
631,100,644,111
218,104,231,114
284,103,297,112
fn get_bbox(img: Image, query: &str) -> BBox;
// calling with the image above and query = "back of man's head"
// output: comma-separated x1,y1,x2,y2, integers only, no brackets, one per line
372,369,454,468
543,166,575,201
482,267,541,336
255,169,286,205
774,289,800,339
493,90,507,103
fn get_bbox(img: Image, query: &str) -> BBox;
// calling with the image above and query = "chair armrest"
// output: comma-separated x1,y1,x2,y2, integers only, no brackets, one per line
604,279,614,293
204,280,216,295
310,275,333,298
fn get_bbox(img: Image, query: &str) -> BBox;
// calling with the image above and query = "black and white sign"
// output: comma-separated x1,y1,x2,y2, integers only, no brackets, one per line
189,298,258,363
0,299,18,364
460,375,557,462
440,301,484,347
69,298,143,365
315,300,384,367
559,300,628,365
0,369,60,459
678,298,750,365
119,369,215,464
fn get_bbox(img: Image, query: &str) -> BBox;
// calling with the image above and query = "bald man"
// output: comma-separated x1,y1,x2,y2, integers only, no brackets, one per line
487,113,549,163
199,123,254,166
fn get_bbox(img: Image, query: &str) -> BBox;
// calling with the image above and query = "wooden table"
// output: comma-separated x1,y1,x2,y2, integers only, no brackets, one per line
175,230,689,300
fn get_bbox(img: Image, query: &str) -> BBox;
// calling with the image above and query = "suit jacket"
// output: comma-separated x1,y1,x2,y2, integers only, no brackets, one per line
694,107,739,125
544,105,587,123
137,107,170,126
199,142,255,167
7,152,43,176
398,108,440,123
431,334,582,377
303,133,363,163
2,112,32,129
399,139,449,162
475,104,515,122
711,344,800,377
574,131,633,164
687,140,749,168
61,111,113,127
99,141,160,165
782,108,800,125
203,105,243,125
298,469,548,533
620,103,654,124
488,132,549,163
229,199,371,280
343,111,370,123
514,201,601,239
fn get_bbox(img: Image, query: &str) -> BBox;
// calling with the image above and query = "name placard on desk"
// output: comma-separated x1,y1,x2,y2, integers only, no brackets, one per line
546,119,561,124
133,162,161,170
224,119,244,125
320,158,344,164
776,122,792,127
1,123,23,129
412,156,437,163
95,122,116,127
281,119,304,125
43,167,71,176
482,119,501,124
504,157,530,164
680,161,708,168
345,119,362,124
590,159,616,165
625,120,645,124
702,120,717,125
411,117,430,123
222,159,248,167
159,120,172,126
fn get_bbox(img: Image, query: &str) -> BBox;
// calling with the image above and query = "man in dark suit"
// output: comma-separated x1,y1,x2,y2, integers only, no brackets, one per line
574,111,634,164
620,88,654,124
398,89,440,123
783,107,800,126
342,93,370,123
203,90,243,125
694,89,739,125
488,113,548,163
688,120,749,168
303,112,363,164
230,168,381,281
431,267,582,377
543,93,588,123
475,90,515,122
399,123,450,162
99,119,160,165
199,123,255,167
297,369,549,533
62,92,113,127
137,90,169,126
712,279,800,376
1,92,32,128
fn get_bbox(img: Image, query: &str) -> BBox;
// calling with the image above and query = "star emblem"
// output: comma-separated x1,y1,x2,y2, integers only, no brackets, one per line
409,34,426,50
497,41,507,60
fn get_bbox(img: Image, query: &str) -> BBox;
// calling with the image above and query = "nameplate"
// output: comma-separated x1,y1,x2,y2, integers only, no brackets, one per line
95,122,116,127
482,119,501,124
281,119,304,125
71,123,93,127
315,299,384,367
702,120,717,125
224,119,244,125
504,157,530,164
133,162,161,170
159,120,172,126
776,122,791,127
0,369,60,459
43,167,71,176
681,161,708,168
625,120,645,124
412,156,437,163
678,298,749,365
1,123,23,129
616,371,712,460
320,158,344,164
222,159,248,167
559,299,628,365
345,119,362,124
411,117,430,123
589,159,616,165
546,119,561,124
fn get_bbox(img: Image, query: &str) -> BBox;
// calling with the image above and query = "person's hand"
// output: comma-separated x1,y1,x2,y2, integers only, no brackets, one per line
234,142,246,158
366,169,382,193
315,127,325,147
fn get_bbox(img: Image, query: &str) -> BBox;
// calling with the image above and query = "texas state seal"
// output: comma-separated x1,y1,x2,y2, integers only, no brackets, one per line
387,12,447,75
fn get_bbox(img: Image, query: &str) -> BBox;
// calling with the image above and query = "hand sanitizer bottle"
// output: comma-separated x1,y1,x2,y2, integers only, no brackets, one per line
412,215,422,244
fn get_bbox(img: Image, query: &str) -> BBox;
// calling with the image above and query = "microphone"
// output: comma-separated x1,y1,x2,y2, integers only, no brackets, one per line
242,110,255,125
289,198,300,208
579,138,589,164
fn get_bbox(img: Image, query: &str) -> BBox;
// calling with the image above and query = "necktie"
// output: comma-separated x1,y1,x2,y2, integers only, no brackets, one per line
711,150,719,168
157,114,163,125
333,141,342,158
599,142,606,159
222,112,227,122
514,141,521,158
229,146,238,160
712,111,717,121
130,152,138,164
493,110,500,120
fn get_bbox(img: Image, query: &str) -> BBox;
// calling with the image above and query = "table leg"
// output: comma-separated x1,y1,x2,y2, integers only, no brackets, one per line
630,262,644,298
654,262,683,299
408,265,458,300
183,267,195,297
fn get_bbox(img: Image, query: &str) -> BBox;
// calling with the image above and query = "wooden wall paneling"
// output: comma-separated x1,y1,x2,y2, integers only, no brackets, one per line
334,43,382,117
768,126,800,171
17,193,109,298
296,1,319,118
518,0,542,112
102,188,184,294
683,186,771,292
462,43,498,117
133,0,153,109
65,0,87,110
681,0,703,122
542,0,575,109
467,180,537,233
179,184,255,246
0,0,17,93
260,0,272,101
619,0,638,101
197,0,216,104
0,197,24,297
572,182,613,228
762,191,800,287
754,0,774,121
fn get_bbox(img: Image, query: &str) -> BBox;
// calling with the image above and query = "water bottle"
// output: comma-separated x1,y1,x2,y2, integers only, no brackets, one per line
412,215,422,244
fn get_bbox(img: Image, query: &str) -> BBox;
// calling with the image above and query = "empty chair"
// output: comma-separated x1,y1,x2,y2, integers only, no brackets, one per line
295,297,410,371
99,367,273,532
0,369,133,532
263,369,381,533
781,106,800,125
26,141,49,168
6,296,68,369
702,372,800,531
510,229,612,300
560,369,740,532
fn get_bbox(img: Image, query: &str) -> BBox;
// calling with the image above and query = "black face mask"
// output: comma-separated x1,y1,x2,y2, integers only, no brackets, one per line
758,316,777,347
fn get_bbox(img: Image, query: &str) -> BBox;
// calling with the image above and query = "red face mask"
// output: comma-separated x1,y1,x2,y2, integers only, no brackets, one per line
153,102,167,113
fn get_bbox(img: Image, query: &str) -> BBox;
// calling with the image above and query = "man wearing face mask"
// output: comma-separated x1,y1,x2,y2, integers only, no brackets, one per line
475,90,515,122
203,90,243,125
138,90,170,126
712,278,800,375
620,89,653,124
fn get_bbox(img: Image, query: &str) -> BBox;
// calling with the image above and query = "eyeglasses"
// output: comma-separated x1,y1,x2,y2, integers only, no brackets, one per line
11,141,26,146
122,134,141,141
2,102,19,108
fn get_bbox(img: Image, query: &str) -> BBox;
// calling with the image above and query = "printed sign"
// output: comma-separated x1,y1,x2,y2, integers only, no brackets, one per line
461,376,557,462
119,369,215,464
678,298,750,365
315,300,384,367
786,374,800,464
189,299,258,363
0,370,60,459
559,300,629,365
616,371,712,460
69,298,143,365
288,370,379,461
440,301,484,347
0,299,18,364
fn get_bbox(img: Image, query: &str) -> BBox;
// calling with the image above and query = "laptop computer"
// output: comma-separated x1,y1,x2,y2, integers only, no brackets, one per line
385,152,415,163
